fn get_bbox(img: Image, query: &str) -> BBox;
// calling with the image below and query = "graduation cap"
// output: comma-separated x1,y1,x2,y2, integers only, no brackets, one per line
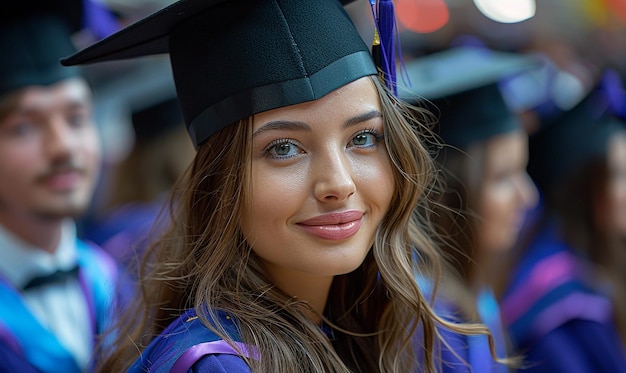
132,97,184,144
62,0,378,147
399,46,539,149
0,2,84,97
527,70,626,193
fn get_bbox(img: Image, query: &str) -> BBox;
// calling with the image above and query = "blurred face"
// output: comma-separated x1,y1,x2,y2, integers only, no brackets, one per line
476,130,538,253
603,132,626,236
0,78,101,223
241,77,394,293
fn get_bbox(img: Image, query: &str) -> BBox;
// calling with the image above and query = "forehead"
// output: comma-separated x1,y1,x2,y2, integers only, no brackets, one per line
0,78,91,117
608,132,626,163
483,129,527,166
19,78,91,108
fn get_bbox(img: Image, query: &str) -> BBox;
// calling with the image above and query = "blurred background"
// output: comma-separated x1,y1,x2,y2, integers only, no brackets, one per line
71,0,626,223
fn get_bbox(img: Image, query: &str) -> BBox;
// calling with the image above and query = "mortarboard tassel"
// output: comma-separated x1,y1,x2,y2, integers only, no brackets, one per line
370,0,399,95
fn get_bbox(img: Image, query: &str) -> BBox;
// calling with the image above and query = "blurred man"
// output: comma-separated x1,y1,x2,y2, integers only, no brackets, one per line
0,4,118,373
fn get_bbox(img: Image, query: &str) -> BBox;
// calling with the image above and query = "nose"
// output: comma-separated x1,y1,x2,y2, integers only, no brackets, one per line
518,172,539,209
44,116,74,161
313,151,356,202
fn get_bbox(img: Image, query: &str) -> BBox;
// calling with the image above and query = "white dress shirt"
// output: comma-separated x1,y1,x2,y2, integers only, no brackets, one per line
0,219,92,370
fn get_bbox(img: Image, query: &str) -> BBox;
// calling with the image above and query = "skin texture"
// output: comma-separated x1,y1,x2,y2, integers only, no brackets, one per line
603,132,626,236
241,77,395,319
475,129,538,255
0,78,101,252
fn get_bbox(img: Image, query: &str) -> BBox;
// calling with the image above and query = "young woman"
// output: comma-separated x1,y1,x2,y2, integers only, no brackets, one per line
63,0,498,371
498,71,626,372
400,46,539,372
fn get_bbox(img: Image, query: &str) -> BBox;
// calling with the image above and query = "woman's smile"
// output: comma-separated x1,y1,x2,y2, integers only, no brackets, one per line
296,210,364,240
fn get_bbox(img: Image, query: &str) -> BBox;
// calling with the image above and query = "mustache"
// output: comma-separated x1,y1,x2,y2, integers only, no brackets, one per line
35,160,86,182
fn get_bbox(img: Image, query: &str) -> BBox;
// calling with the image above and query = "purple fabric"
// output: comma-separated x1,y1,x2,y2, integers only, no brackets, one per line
188,354,252,373
520,320,626,373
500,221,626,371
171,341,257,373
82,0,120,39
0,323,22,357
532,291,612,342
0,340,42,373
77,269,97,341
378,0,397,94
501,251,579,326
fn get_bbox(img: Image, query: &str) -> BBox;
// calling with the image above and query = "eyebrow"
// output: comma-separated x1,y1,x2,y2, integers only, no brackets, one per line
252,110,382,138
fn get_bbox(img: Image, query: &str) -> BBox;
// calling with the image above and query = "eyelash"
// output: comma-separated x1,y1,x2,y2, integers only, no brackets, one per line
262,128,384,159
354,128,384,145
262,138,300,159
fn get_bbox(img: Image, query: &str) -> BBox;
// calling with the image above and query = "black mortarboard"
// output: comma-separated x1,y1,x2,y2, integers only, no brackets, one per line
527,72,626,193
0,1,85,97
62,0,377,147
132,97,184,143
399,46,539,149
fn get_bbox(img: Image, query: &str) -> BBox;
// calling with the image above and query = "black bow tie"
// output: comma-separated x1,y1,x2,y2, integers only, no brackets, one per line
22,265,80,291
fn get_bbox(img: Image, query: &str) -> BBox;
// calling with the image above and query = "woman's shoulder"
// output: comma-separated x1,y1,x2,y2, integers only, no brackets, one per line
128,308,256,373
500,226,614,348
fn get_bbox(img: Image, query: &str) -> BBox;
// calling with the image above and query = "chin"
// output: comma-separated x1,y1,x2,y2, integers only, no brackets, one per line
37,202,89,220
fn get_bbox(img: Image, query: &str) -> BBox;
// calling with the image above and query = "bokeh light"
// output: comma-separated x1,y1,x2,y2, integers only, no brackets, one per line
473,0,536,23
396,0,449,33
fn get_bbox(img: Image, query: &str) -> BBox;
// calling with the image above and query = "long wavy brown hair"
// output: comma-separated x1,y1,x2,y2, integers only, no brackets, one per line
428,143,489,320
93,77,496,372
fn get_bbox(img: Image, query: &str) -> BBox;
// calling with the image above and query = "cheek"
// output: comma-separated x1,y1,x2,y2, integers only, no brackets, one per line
354,156,395,207
79,130,102,170
242,166,307,234
480,185,514,223
0,144,40,180
607,181,626,234
478,184,520,248
251,167,307,209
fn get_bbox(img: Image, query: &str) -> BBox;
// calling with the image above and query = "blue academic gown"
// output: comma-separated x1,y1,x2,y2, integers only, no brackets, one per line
82,199,168,308
417,275,509,372
436,290,509,373
128,308,254,373
0,240,117,373
0,323,41,373
500,221,626,372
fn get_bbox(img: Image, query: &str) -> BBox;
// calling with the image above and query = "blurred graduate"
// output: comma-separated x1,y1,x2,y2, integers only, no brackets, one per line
400,45,540,372
498,69,626,372
86,92,195,307
0,1,119,372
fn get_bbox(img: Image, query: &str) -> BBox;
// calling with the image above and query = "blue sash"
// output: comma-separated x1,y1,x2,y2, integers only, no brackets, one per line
0,240,117,373
416,275,508,372
129,308,257,373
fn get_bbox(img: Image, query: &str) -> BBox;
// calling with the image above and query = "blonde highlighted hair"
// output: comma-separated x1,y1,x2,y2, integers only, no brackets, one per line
94,76,497,372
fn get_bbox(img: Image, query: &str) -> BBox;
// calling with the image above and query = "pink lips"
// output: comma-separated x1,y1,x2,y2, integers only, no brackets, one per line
42,170,82,191
297,210,363,240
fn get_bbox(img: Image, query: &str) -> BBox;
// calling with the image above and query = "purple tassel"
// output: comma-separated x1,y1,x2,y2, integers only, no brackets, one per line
83,0,121,40
600,69,626,118
370,0,398,95
378,0,397,94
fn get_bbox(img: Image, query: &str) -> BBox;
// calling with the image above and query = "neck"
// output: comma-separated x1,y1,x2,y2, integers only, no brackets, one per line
269,271,334,324
0,212,65,254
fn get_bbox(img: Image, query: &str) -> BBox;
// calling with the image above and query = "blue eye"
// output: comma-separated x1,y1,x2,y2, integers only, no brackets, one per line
67,114,88,128
10,121,37,137
264,139,302,159
350,129,382,148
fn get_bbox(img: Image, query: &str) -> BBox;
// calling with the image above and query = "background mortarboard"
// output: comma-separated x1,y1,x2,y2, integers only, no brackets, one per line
399,46,540,149
62,0,377,148
0,1,83,97
527,70,626,194
131,97,184,144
